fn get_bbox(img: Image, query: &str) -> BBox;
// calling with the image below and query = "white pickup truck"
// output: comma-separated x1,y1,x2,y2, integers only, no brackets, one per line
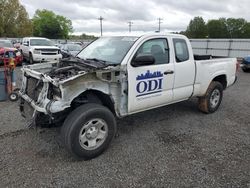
20,37,62,64
19,33,238,159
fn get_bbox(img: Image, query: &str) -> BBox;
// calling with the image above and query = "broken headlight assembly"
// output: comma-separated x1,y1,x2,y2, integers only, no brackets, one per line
48,84,62,100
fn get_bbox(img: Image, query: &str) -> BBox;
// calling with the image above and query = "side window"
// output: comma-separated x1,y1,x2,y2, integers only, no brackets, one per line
134,38,169,65
173,38,189,63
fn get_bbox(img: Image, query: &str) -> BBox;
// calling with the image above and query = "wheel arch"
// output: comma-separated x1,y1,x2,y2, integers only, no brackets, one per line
71,89,116,115
212,74,227,90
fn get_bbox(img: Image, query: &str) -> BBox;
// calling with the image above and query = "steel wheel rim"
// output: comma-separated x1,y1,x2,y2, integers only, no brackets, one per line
79,118,108,150
210,89,221,108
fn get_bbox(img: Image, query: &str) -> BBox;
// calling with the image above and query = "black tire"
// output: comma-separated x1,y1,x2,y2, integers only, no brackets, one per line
9,92,19,101
198,81,223,114
29,53,34,64
61,103,116,160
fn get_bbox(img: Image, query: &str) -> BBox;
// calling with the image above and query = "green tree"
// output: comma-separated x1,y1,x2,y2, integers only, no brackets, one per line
186,17,207,38
207,18,229,38
226,18,247,38
242,23,250,38
56,15,73,39
0,0,4,36
32,9,73,39
0,0,32,37
69,33,97,40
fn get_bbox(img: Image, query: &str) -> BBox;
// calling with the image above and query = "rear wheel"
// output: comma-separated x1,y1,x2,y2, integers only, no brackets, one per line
61,103,116,160
198,81,223,114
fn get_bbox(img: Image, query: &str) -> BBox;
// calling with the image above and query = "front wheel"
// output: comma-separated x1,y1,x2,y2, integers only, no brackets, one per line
29,53,34,64
61,103,117,160
198,81,223,114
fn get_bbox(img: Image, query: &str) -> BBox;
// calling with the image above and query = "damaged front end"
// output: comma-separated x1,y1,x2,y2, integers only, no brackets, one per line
19,57,124,127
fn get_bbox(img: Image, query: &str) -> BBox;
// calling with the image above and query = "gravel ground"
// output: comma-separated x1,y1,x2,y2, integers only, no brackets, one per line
0,68,250,188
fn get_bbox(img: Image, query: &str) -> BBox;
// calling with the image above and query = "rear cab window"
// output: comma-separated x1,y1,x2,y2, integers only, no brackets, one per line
173,38,189,63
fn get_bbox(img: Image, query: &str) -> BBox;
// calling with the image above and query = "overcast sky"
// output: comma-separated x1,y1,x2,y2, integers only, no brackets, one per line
20,0,250,36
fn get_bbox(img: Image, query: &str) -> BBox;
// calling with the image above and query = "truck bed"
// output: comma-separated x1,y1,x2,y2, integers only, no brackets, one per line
193,57,237,96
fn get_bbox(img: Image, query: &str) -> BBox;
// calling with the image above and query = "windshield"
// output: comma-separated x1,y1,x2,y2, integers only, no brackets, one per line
77,36,138,64
30,39,54,46
68,44,82,51
0,40,13,48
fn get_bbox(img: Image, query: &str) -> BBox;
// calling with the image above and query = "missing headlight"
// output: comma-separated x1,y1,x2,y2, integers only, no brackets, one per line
48,84,62,100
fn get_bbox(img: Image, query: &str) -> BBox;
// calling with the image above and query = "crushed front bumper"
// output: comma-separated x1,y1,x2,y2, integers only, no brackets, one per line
19,80,68,116
18,67,69,119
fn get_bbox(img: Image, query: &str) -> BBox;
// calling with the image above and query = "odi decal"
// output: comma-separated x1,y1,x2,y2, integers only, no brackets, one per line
136,70,163,97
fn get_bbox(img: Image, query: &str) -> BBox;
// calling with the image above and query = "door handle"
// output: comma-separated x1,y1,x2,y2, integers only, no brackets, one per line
164,70,174,75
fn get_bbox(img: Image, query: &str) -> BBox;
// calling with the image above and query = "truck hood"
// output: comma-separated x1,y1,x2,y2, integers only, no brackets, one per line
21,57,116,86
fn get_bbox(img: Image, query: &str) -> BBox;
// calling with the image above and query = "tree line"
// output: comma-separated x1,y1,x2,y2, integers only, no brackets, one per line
0,0,32,38
1,0,250,39
182,16,250,38
0,0,73,39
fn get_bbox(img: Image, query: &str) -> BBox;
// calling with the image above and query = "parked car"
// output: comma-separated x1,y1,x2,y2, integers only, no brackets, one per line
72,41,83,46
20,37,62,64
60,43,83,58
241,56,250,72
13,42,21,49
0,39,13,48
19,33,238,160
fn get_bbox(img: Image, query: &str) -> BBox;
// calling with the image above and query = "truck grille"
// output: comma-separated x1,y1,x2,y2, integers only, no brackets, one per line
41,52,57,55
26,77,43,102
35,48,58,55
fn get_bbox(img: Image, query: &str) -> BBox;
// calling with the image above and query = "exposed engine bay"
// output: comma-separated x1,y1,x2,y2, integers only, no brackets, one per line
19,56,126,128
45,57,112,81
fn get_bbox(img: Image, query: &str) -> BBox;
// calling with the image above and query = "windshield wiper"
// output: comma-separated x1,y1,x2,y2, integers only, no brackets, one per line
74,56,99,68
75,57,116,68
86,58,106,63
86,58,118,66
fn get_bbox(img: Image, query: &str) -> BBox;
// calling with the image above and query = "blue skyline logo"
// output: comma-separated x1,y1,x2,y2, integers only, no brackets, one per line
136,70,163,81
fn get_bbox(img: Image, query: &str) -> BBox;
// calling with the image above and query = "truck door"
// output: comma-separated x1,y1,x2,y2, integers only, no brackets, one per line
172,38,196,101
127,38,175,113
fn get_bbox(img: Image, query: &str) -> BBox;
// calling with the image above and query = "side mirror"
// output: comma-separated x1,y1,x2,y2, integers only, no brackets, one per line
131,54,155,67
